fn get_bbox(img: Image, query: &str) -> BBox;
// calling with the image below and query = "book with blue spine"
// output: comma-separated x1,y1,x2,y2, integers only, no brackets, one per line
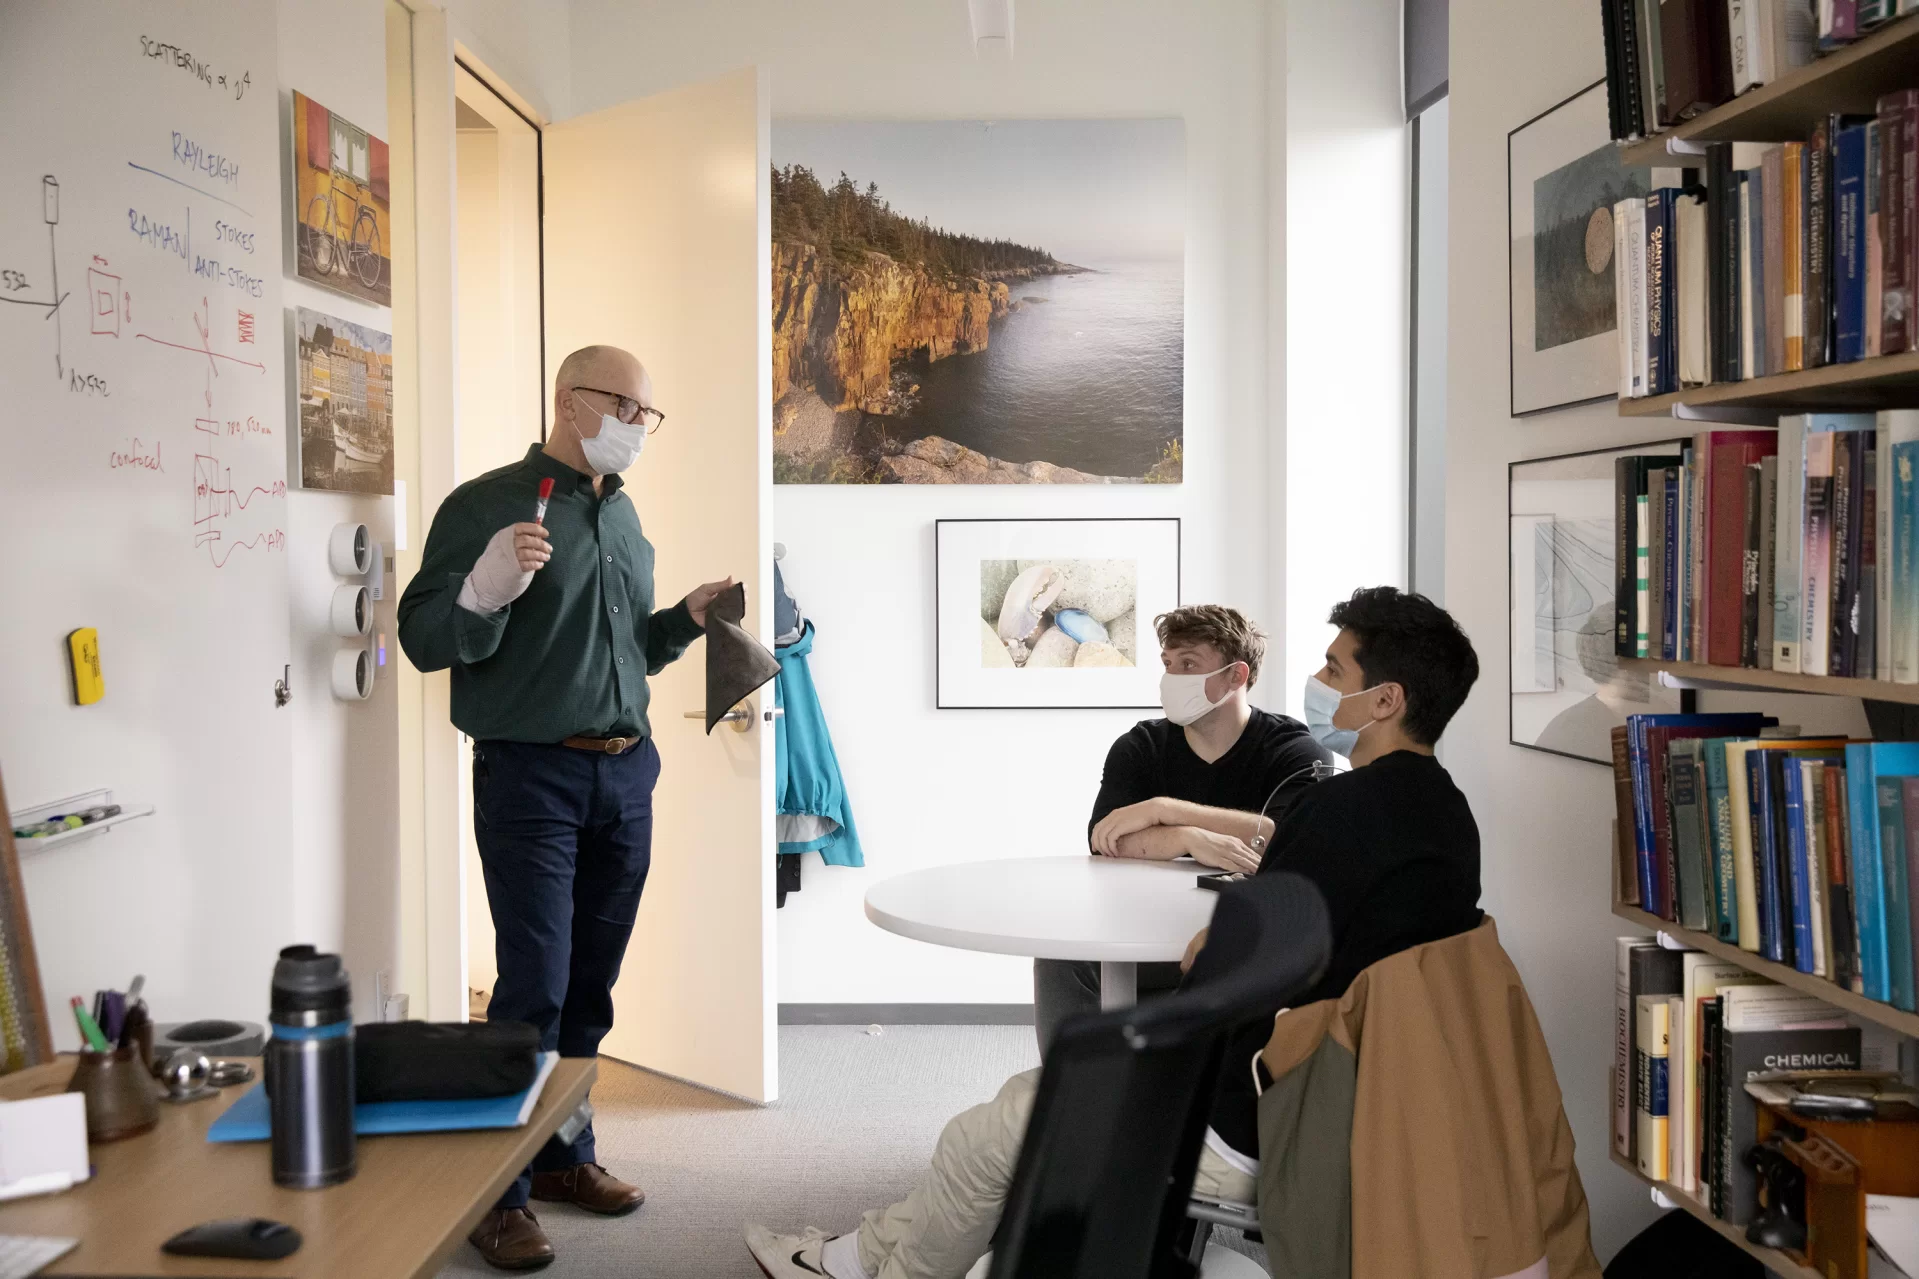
1835,123,1870,362
1879,778,1916,1010
1892,433,1919,684
1629,715,1771,917
1781,753,1842,973
1845,742,1919,1002
1748,750,1787,963
1704,738,1745,940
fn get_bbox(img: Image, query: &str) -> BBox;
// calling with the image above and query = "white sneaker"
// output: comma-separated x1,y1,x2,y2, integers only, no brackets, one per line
745,1224,834,1278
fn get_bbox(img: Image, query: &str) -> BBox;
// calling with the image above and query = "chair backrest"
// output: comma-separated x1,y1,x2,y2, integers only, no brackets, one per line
988,872,1330,1279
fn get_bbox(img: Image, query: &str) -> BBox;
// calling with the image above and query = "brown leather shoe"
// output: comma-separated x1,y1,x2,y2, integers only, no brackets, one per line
530,1162,647,1216
468,1207,555,1271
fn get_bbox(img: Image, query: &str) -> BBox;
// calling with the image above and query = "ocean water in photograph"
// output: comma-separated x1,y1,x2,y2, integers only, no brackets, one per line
895,258,1182,478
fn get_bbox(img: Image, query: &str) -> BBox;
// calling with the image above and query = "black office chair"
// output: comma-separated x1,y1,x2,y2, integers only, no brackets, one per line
985,872,1331,1279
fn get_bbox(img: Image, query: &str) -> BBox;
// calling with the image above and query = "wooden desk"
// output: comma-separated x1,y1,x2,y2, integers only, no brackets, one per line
0,1055,595,1277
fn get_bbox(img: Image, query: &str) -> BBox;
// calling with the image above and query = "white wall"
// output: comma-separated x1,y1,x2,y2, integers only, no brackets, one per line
1444,0,1662,1256
566,0,1287,1004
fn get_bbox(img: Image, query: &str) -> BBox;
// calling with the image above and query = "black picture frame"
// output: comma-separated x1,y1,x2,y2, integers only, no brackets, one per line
1507,439,1689,765
936,517,1182,709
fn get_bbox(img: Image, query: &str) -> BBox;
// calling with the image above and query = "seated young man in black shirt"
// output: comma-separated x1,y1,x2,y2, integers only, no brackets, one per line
1035,605,1328,1054
1185,584,1484,1166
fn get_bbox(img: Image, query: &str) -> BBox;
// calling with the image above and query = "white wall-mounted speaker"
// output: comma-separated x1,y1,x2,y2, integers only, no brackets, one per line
330,585,372,637
331,647,373,701
328,523,372,576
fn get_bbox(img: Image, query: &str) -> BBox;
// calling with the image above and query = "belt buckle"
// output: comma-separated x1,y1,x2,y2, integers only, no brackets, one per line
604,736,628,755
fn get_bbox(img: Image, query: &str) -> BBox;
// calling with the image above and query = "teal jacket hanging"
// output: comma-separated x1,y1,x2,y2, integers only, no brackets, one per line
774,622,863,866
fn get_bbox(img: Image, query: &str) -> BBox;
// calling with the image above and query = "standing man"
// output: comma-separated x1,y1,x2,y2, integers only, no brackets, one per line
399,345,734,1272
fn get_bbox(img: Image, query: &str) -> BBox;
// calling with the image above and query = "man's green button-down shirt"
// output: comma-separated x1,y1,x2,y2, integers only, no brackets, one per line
397,445,703,743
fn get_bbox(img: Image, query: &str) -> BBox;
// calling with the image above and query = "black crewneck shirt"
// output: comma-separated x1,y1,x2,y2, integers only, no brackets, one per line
1195,749,1483,1158
1088,708,1330,845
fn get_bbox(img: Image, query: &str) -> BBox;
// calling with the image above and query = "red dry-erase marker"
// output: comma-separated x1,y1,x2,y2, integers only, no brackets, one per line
534,477,554,524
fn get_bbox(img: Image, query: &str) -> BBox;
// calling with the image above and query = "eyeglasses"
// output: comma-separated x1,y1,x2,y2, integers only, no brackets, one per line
572,386,666,434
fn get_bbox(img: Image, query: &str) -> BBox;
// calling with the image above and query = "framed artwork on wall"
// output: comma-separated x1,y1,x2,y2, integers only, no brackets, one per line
937,518,1180,709
292,307,393,494
772,119,1185,485
1507,80,1656,417
1508,442,1685,765
291,90,392,306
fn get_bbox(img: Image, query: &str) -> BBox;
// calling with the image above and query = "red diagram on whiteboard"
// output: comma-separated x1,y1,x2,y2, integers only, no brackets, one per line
87,267,121,337
191,417,285,567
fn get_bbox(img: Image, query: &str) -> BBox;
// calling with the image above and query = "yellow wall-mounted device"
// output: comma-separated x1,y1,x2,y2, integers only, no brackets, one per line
67,627,103,705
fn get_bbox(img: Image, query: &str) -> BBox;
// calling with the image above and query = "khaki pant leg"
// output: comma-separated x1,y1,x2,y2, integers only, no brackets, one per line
856,1068,1041,1279
1192,1141,1259,1206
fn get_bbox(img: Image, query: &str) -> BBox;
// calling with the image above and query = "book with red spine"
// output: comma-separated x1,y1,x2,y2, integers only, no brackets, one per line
1706,431,1781,667
1882,92,1918,355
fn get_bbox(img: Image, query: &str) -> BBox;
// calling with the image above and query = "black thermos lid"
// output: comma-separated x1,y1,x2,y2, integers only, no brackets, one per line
271,944,351,1017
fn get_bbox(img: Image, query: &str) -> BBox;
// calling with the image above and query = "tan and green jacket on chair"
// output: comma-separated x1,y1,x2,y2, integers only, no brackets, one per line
1255,917,1602,1279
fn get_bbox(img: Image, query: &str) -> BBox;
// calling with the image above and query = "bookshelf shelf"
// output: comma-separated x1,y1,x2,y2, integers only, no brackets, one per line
1613,905,1919,1037
1618,14,1919,166
1616,349,1919,417
1619,657,1919,706
1607,1152,1822,1279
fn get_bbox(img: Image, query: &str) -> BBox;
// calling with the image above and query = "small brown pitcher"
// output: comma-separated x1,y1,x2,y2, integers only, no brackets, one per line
66,1045,161,1142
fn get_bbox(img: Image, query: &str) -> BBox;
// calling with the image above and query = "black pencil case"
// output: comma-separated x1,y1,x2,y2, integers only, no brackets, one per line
354,1019,541,1102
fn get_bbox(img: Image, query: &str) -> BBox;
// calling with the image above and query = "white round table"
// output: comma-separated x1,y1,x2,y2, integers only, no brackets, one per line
863,856,1220,1008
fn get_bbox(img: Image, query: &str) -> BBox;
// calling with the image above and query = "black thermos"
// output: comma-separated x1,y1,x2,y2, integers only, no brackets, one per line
266,945,356,1188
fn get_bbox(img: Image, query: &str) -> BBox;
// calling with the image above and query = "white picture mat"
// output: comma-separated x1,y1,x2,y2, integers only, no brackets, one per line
938,518,1179,708
1509,81,1617,416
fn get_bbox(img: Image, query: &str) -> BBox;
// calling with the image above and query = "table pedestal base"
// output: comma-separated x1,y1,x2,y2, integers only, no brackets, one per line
1100,960,1137,1010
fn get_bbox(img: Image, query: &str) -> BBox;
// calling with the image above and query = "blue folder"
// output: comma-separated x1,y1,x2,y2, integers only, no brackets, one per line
208,1051,558,1143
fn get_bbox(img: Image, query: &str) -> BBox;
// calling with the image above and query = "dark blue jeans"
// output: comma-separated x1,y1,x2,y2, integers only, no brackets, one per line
473,738,660,1210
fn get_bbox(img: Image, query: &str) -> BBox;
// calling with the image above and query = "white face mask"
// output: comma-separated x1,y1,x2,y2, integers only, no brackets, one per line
1160,665,1235,727
1302,675,1385,758
571,391,646,474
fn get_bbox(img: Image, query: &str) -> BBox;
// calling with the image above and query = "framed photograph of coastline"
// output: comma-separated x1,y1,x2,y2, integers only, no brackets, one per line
937,518,1179,709
772,119,1185,484
1507,80,1658,417
292,307,393,494
1507,443,1685,765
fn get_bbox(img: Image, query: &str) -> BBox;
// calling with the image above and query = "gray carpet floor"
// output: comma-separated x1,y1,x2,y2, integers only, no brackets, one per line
438,1026,1041,1278
438,1025,1264,1277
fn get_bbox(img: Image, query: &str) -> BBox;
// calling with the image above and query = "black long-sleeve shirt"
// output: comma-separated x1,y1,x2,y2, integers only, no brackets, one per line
1087,709,1330,847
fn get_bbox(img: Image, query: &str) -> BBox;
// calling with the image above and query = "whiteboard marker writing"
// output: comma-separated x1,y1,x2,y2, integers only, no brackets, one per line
533,477,554,525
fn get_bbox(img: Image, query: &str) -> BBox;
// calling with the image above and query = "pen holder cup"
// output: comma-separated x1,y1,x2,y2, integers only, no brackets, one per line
67,1045,161,1142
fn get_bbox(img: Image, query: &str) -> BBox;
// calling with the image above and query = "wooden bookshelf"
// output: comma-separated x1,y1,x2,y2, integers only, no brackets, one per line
1613,905,1919,1037
1620,656,1919,706
1616,349,1919,417
1619,14,1919,166
1607,1151,1823,1279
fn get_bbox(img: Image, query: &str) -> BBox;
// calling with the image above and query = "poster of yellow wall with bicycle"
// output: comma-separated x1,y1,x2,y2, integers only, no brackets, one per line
292,90,391,306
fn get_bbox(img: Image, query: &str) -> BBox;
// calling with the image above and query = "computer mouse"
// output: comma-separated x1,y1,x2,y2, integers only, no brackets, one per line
161,1217,303,1259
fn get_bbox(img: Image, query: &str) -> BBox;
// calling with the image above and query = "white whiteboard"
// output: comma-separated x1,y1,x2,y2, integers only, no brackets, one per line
0,3,293,1041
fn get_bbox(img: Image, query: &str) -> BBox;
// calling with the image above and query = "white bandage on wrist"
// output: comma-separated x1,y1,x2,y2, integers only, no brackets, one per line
459,524,534,614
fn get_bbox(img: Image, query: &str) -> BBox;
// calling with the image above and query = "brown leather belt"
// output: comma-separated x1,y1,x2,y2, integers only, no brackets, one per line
560,735,643,755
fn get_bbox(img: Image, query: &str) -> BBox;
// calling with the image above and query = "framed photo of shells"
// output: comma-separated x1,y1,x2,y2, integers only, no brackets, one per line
1507,80,1656,416
937,517,1180,709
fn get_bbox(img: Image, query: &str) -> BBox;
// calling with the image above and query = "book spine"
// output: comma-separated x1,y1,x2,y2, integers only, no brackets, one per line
1649,190,1673,395
1836,125,1868,362
1693,445,1711,661
1631,718,1660,909
1616,202,1635,399
1884,93,1911,354
1847,431,1872,676
1784,142,1806,371
1614,726,1642,906
1878,777,1915,1010
1766,146,1786,375
1630,199,1651,394
1681,460,1696,660
1774,416,1806,672
1896,441,1918,683
1824,764,1859,991
1731,744,1763,949
1805,433,1836,674
1614,938,1644,1159
1673,749,1709,929
1701,997,1723,1212
1708,743,1740,940
1750,751,1783,960
1662,0,1704,120
1806,762,1831,975
1601,0,1628,138
1641,0,1669,129
1635,996,1671,1181
1832,433,1857,676
1664,469,1682,658
1651,729,1681,919
1711,143,1740,382
1758,455,1778,667
1866,443,1883,680
1638,495,1653,658
1742,462,1763,666
1742,171,1759,375
1847,744,1889,1002
1771,753,1802,969
1652,467,1670,664
1805,119,1831,369
1728,0,1755,94
1902,777,1919,1012
1620,0,1647,137
1617,458,1638,656
1711,446,1746,665
1867,121,1884,357
1784,760,1816,973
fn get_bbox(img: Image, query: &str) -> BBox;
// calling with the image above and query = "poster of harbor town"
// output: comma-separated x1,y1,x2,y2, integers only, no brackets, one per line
294,306,393,495
771,119,1185,485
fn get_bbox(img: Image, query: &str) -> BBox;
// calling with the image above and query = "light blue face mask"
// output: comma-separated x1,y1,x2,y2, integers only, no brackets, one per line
1302,675,1383,758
